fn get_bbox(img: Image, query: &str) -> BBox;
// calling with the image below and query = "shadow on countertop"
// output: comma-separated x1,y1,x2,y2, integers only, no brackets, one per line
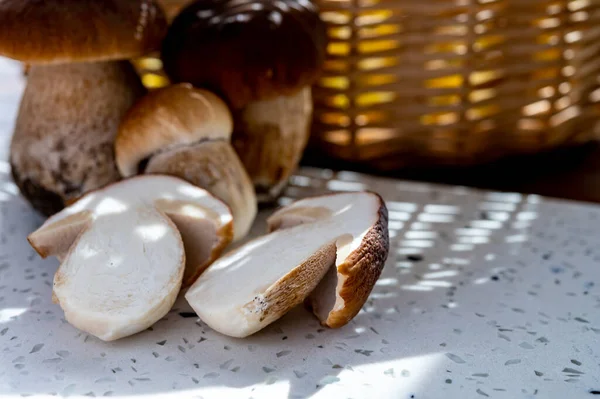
302,142,600,205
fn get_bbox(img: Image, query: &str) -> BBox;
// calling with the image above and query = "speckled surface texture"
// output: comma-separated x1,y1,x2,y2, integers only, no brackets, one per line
0,59,599,398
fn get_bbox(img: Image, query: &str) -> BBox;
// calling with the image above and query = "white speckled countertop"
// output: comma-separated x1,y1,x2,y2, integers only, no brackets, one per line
0,58,598,399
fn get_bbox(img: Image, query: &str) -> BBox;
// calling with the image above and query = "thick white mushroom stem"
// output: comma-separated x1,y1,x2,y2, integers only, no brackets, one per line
27,176,233,341
146,140,257,241
232,87,312,203
185,192,389,338
10,61,146,216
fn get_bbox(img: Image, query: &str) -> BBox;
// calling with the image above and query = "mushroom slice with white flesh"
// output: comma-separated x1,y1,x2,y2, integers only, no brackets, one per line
115,84,257,242
185,192,389,338
27,175,233,341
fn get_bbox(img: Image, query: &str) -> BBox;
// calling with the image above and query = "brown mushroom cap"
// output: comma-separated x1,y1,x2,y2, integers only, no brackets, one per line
0,0,167,64
161,0,328,109
115,83,233,177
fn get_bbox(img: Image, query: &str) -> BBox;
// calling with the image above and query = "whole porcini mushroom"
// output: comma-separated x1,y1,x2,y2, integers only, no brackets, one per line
115,84,257,241
185,191,389,338
28,175,234,341
161,0,328,202
0,0,168,215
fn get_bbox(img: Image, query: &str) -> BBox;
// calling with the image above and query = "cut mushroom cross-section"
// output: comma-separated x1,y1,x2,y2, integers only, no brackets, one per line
28,175,233,341
116,84,258,241
185,191,389,338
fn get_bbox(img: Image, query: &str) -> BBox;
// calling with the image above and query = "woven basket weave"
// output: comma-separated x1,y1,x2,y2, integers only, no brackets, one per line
147,0,600,171
311,0,600,170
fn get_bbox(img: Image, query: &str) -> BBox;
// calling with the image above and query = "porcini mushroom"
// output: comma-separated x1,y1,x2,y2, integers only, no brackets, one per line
115,84,257,241
185,191,389,338
161,0,328,202
28,175,234,341
0,0,168,215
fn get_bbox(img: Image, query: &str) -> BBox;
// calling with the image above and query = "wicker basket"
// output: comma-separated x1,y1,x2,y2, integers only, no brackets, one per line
147,0,600,171
311,0,600,170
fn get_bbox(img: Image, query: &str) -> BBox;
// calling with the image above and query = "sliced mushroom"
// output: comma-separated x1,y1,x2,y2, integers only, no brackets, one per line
0,0,167,215
115,84,257,241
28,175,233,341
185,192,389,338
161,0,328,202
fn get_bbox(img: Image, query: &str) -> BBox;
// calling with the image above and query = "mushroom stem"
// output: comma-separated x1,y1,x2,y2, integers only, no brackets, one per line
145,140,257,241
232,87,313,203
10,61,146,216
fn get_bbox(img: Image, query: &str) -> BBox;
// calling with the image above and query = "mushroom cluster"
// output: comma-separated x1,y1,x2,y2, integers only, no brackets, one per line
5,0,328,237
15,0,390,341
